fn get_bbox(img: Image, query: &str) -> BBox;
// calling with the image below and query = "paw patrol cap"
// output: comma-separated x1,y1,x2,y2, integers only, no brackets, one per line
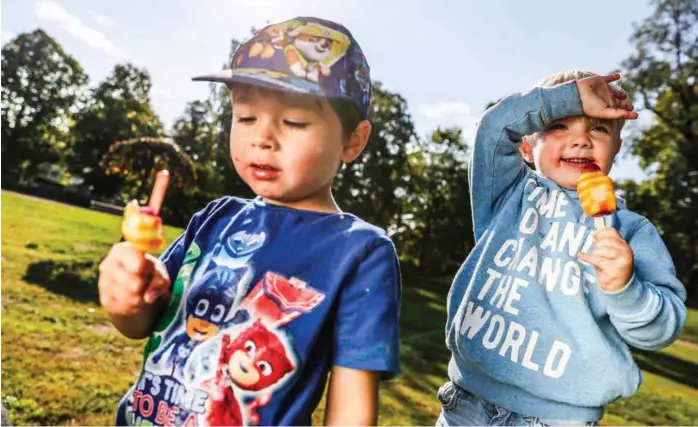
192,16,372,119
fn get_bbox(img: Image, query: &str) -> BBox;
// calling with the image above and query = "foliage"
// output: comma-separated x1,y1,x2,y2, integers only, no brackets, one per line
619,0,698,301
101,136,197,204
1,30,88,181
71,63,165,199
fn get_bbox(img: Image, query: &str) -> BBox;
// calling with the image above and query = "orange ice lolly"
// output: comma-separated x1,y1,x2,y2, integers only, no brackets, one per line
577,164,616,228
121,170,170,252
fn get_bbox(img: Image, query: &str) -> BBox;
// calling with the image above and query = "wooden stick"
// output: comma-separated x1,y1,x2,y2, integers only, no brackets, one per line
594,215,612,230
148,170,170,215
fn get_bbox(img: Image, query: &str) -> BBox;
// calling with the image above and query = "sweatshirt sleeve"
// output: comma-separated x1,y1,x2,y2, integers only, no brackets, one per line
603,220,687,350
469,81,584,240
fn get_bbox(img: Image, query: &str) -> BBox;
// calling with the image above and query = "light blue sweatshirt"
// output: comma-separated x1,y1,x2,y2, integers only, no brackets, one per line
445,81,687,421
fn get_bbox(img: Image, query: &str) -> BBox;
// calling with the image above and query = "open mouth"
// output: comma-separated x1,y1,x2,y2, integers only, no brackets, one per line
238,362,249,374
561,157,595,168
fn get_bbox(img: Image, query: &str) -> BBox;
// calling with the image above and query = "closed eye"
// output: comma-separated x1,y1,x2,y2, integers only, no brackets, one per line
284,120,308,129
236,116,256,124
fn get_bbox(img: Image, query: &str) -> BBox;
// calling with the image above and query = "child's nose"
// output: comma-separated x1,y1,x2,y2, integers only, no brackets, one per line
252,137,276,150
251,125,279,150
570,132,592,148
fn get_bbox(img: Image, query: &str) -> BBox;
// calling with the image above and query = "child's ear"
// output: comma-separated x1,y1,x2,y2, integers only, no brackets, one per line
341,120,371,163
616,137,623,154
520,137,534,163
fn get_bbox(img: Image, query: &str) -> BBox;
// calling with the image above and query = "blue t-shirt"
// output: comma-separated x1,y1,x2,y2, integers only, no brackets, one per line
116,196,401,426
445,81,686,421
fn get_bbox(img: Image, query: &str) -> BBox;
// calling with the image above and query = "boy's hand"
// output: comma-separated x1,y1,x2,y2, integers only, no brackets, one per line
578,228,634,292
576,73,639,121
98,242,171,316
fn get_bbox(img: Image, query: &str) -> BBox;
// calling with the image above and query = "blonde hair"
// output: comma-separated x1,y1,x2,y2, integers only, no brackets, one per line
533,69,626,138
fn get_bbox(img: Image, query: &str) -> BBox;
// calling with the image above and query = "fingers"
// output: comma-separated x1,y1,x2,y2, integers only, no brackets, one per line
589,245,622,261
579,228,625,267
143,257,171,304
143,273,171,304
98,242,163,315
612,89,628,100
616,100,634,111
611,89,635,113
602,107,639,120
604,73,621,83
577,252,606,270
111,242,149,274
608,79,638,118
119,250,153,295
593,227,624,242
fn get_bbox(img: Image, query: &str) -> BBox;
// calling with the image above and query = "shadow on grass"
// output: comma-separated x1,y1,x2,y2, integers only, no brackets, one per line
633,348,698,389
22,259,100,304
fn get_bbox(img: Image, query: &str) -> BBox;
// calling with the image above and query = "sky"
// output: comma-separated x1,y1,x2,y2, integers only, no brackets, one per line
1,0,657,181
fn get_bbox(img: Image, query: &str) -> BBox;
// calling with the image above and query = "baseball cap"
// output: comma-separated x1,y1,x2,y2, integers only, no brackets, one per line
192,16,372,119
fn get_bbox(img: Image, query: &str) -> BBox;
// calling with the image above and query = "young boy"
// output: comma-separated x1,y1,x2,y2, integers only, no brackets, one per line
98,17,401,426
437,70,687,426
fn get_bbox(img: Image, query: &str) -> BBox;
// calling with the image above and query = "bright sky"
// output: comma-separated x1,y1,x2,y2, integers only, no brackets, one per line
1,0,656,181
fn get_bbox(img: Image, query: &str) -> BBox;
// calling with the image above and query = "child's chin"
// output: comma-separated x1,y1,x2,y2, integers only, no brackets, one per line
557,177,580,190
547,170,580,190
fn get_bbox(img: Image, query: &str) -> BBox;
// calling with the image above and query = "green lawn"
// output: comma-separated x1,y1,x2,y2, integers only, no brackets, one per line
2,191,697,426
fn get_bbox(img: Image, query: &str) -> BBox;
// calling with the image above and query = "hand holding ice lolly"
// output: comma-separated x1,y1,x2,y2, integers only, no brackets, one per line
121,170,170,253
576,164,635,292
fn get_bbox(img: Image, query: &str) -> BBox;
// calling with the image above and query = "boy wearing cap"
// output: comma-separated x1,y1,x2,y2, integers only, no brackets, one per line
98,16,400,426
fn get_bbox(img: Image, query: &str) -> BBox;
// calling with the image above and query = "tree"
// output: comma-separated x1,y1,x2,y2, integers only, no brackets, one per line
333,83,417,230
619,0,698,302
71,63,164,198
394,128,473,275
1,29,88,180
171,100,219,189
101,136,198,225
102,136,197,197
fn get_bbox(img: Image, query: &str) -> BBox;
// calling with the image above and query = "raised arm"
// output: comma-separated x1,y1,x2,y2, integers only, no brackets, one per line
469,81,583,239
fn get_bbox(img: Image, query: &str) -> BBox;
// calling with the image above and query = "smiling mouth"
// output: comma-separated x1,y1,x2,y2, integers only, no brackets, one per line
561,158,594,165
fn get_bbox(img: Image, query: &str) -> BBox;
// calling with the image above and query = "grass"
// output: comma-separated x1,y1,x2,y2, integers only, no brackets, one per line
1,190,697,426
680,309,698,345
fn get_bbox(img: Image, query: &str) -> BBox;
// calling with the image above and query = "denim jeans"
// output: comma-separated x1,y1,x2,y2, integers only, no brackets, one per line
435,381,598,426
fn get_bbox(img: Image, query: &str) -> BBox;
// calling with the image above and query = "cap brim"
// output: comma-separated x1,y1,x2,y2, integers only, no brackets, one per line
192,69,326,97
191,70,237,84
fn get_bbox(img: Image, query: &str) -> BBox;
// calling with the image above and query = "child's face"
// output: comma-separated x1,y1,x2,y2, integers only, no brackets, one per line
520,116,622,190
229,85,368,212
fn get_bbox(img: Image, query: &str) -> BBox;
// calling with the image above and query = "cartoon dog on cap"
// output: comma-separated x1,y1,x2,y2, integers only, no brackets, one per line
247,19,350,82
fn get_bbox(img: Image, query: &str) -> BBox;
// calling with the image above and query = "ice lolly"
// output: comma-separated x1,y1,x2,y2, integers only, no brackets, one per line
577,163,616,229
121,170,170,252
